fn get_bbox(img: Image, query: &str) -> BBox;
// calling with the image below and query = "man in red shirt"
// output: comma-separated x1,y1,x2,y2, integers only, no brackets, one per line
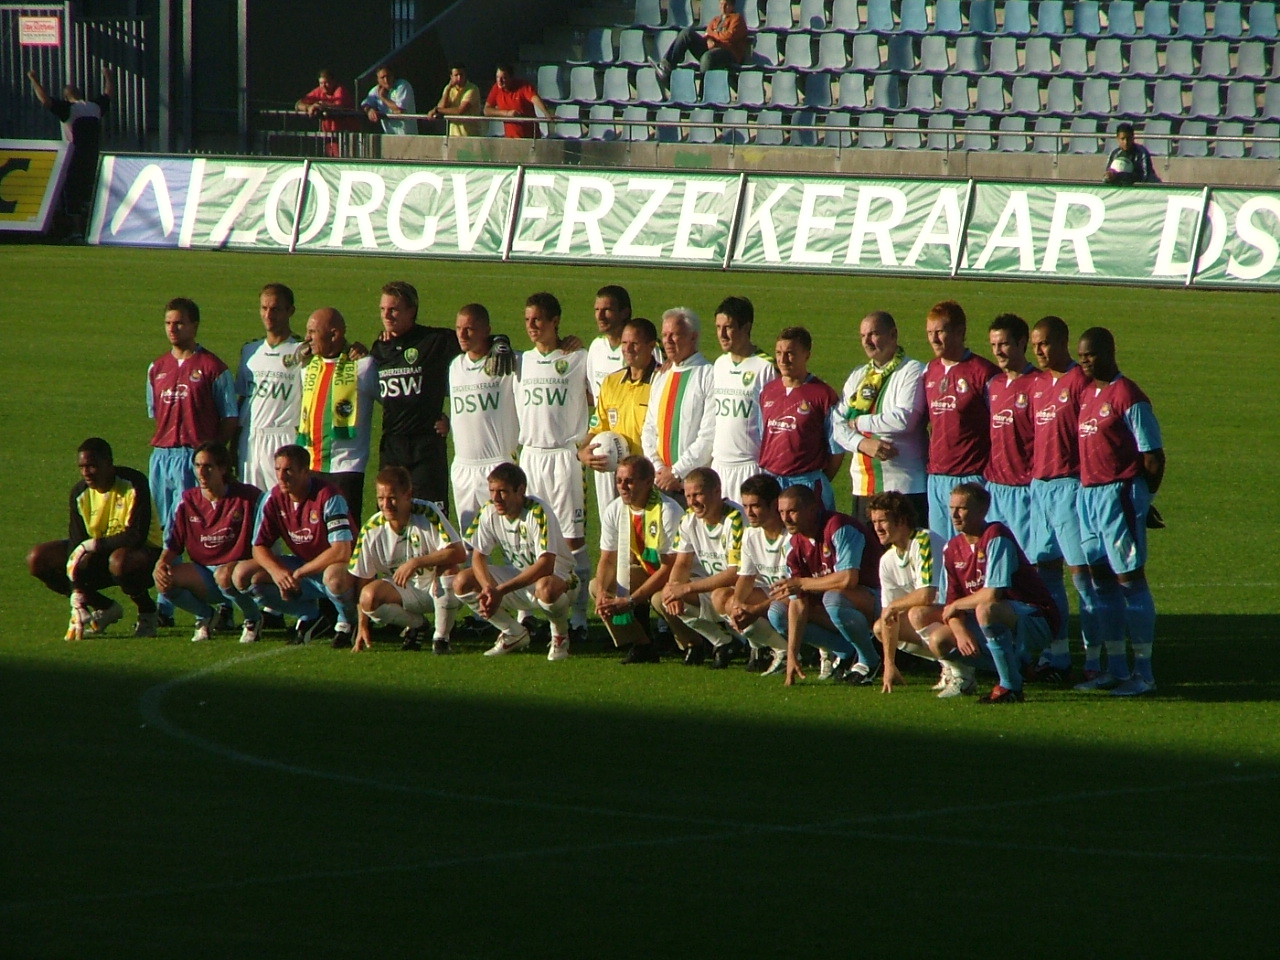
296,67,360,156
483,64,550,139
654,0,750,81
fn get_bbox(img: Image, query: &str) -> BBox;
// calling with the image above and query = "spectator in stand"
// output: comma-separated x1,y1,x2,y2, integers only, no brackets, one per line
484,63,550,139
26,65,114,241
652,0,750,83
1103,123,1160,185
296,67,360,156
362,66,418,135
428,62,483,137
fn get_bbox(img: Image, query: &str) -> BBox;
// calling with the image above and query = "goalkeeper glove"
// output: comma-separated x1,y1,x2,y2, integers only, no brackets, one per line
484,334,516,378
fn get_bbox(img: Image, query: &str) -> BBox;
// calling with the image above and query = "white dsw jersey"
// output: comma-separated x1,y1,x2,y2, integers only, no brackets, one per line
516,347,591,449
673,501,745,578
236,336,302,433
449,353,518,462
711,352,777,462
467,495,574,581
587,336,625,399
879,527,946,608
350,500,462,583
738,526,792,590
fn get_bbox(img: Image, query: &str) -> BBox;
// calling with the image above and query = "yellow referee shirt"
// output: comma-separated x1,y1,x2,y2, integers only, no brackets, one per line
588,360,657,455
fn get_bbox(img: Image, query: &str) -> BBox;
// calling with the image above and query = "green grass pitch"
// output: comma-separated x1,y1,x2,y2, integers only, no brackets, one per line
2,245,1278,959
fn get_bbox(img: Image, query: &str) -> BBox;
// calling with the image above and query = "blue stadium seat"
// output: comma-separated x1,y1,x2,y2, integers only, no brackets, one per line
1144,118,1171,155
989,36,1019,75
907,74,938,110
859,111,888,148
753,32,781,66
633,0,663,28
737,70,767,107
1036,1,1067,35
573,28,614,64
1011,76,1042,113
1152,79,1185,116
900,0,930,33
893,113,923,149
792,109,819,146
602,66,632,104
653,29,679,62
831,0,861,32
824,111,852,147
1234,42,1268,80
885,34,915,71
969,0,997,32
1163,39,1196,78
954,35,987,72
1074,1,1102,37
964,114,994,150
569,66,599,102
1198,40,1232,79
701,69,732,105
668,0,694,27
1068,116,1100,152
817,32,849,70
1213,120,1245,156
784,33,813,69
1057,36,1089,74
1176,1,1207,37
553,104,582,138
762,0,792,32
975,75,1006,111
1093,38,1124,76
1107,1,1139,37
617,29,648,65
866,0,895,33
757,108,786,144
941,74,970,111
839,72,867,108
1081,77,1112,115
1224,80,1257,118
1249,122,1280,159
668,67,699,105
851,34,883,72
1248,2,1278,38
1210,1,1244,38
1176,119,1208,156
1023,36,1053,75
927,112,958,149
688,106,715,143
805,72,834,107
721,107,749,144
1117,78,1148,115
635,66,664,103
621,105,650,140
1002,1,1033,35
871,73,903,109
1033,115,1062,151
1189,79,1221,117
537,65,565,101
1127,39,1159,77
998,116,1029,150
588,104,618,139
770,70,801,106
918,34,950,73
655,106,682,141
1141,1,1173,37
1046,76,1076,114
1266,83,1280,117
935,0,964,33
799,0,828,30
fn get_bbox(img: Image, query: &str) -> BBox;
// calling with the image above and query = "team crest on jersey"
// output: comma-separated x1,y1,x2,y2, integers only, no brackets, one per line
336,400,353,417
404,347,419,364
742,371,756,387
190,369,203,382
555,359,569,376
1099,402,1112,418
309,509,320,524
1016,393,1028,409
229,508,243,524
1059,389,1070,403
977,549,986,563
798,401,811,414
957,378,968,394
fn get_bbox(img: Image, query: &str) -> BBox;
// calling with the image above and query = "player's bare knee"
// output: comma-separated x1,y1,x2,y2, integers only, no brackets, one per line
452,568,478,595
324,565,350,593
213,563,235,591
107,549,131,579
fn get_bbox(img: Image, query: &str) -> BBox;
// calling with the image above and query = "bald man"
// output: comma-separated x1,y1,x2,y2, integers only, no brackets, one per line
297,307,379,519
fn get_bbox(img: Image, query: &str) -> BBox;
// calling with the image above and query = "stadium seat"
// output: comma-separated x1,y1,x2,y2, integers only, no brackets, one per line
1189,79,1221,117
1163,40,1196,78
762,0,792,32
893,113,923,149
859,111,888,148
721,107,749,144
757,108,786,144
1249,121,1280,159
935,0,964,33
573,28,614,64
1093,38,1124,76
1117,78,1148,115
1197,40,1232,78
668,67,699,105
537,65,564,101
1081,77,1112,116
587,104,618,139
1141,1,1173,37
1176,119,1209,155
927,112,958,149
653,29,679,62
866,0,895,33
900,0,930,34
1224,81,1258,119
737,70,768,107
1068,116,1100,152
1176,1,1207,37
872,74,903,109
1058,37,1089,76
621,105,651,140
824,111,853,147
907,74,938,110
1107,1,1139,37
769,70,800,107
799,0,828,30
989,36,1019,75
963,114,994,150
1002,1,1033,35
1074,1,1102,37
851,34,884,72
919,34,950,73
976,75,1006,112
671,0,696,27
553,104,582,138
831,0,861,32
1046,76,1076,114
1152,79,1185,117
839,72,868,108
617,29,648,65
954,35,987,73
1011,76,1042,113
687,107,716,143
792,109,819,145
804,72,834,108
1234,42,1268,80
602,66,632,104
1213,120,1245,156
701,69,732,106
1247,2,1278,38
969,0,997,32
1265,84,1280,118
817,32,849,70
753,32,781,66
784,33,813,69
1023,36,1053,75
1144,118,1171,154
1210,1,1244,38
885,34,915,72
998,115,1029,150
569,66,599,102
1036,1,1067,35
1033,115,1062,151
1128,39,1160,77
635,66,664,103
655,106,682,141
633,0,663,28
941,74,970,111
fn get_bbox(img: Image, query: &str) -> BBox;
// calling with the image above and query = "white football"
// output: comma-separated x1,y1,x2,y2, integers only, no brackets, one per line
590,431,629,471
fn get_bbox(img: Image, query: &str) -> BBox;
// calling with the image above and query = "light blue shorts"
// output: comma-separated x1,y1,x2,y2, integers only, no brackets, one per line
987,482,1033,556
927,472,984,545
149,446,195,535
1077,478,1151,575
769,469,836,511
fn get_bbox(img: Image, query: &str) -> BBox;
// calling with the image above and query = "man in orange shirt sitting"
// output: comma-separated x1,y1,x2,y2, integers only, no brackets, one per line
653,0,750,82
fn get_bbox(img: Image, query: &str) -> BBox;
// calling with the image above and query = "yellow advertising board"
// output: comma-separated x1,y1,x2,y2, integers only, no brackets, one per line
0,139,70,233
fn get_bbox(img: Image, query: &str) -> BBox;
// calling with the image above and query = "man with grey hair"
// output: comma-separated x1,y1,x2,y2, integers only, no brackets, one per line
642,307,716,508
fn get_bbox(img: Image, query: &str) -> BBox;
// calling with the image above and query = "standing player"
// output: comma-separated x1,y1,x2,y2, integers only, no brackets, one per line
984,314,1037,552
235,283,303,492
453,463,579,661
866,492,955,696
832,310,928,524
709,296,777,503
922,301,999,545
153,442,264,643
909,483,1058,704
725,474,792,676
642,307,716,506
1027,316,1100,680
516,292,593,642
448,303,519,533
28,438,164,638
592,455,684,663
147,297,238,624
234,444,358,646
345,466,467,654
771,484,882,686
757,326,844,511
658,468,745,668
1074,327,1165,696
585,284,633,512
369,281,462,514
581,318,660,515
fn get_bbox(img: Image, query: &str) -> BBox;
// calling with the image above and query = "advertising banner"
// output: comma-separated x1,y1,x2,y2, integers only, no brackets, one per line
1188,188,1280,287
0,139,69,233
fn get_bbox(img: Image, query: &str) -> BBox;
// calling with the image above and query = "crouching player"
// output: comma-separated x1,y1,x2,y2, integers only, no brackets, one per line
771,484,883,686
453,463,579,661
344,466,466,653
910,483,1058,704
28,437,164,639
153,442,264,643
724,474,791,677
866,492,958,695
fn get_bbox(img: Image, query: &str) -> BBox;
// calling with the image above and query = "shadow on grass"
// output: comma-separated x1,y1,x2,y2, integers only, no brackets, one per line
2,632,1278,960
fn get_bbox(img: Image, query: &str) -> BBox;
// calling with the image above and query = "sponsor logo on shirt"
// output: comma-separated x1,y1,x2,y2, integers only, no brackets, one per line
1079,418,1098,437
1035,405,1059,425
993,409,1015,427
404,347,419,364
931,395,957,413
160,384,191,403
